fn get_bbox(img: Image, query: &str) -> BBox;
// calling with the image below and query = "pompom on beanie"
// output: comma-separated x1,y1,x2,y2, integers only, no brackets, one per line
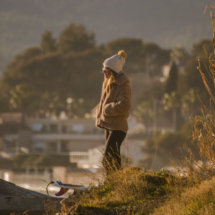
103,50,127,73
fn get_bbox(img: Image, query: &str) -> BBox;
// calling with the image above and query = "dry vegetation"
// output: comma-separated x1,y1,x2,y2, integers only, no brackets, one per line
152,177,215,215
60,168,194,215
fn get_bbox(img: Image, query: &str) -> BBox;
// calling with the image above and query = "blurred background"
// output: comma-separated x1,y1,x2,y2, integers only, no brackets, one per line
0,0,214,194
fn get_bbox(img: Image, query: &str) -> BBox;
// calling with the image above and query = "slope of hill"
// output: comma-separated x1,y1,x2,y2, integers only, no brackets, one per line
0,0,214,70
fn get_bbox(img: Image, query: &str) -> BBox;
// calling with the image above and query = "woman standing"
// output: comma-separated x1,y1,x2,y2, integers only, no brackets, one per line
96,50,131,173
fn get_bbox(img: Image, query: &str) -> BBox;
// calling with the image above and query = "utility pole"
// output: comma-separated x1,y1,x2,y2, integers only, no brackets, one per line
153,99,157,136
173,107,177,133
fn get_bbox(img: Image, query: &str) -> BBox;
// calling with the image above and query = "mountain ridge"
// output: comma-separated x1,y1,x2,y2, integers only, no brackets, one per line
0,0,214,70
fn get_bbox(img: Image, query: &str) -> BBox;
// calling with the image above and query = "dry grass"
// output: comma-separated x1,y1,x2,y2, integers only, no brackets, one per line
152,177,215,215
60,167,195,214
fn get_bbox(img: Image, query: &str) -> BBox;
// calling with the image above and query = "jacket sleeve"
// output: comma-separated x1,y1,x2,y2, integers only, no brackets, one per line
104,83,131,116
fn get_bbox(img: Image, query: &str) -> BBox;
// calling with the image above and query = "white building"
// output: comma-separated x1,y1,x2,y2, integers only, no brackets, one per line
70,145,104,169
3,118,105,155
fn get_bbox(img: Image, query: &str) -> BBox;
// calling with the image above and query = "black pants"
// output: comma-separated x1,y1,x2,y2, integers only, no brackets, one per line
102,129,126,172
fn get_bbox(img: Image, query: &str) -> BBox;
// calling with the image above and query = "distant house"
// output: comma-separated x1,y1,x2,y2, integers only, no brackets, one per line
162,64,171,80
1,110,148,165
162,61,188,81
3,117,105,156
70,131,148,169
69,145,104,169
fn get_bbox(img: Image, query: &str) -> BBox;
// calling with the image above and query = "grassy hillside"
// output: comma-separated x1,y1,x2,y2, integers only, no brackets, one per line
152,177,215,215
59,167,209,215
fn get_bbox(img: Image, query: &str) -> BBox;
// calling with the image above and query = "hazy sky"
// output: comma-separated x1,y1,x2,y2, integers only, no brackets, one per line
0,0,215,69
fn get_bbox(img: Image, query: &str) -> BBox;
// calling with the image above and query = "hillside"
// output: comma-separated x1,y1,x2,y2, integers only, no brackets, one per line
59,168,215,215
0,0,214,71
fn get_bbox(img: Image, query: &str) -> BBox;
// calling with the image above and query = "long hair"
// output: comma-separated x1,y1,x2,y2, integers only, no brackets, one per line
102,69,117,98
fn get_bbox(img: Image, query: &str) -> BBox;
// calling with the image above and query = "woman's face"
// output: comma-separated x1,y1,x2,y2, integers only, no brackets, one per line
102,66,111,78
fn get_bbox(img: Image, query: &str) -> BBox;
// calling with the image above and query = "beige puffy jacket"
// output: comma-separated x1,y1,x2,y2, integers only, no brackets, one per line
95,73,131,132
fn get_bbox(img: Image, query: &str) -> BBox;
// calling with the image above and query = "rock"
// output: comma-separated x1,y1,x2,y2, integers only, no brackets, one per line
0,179,62,215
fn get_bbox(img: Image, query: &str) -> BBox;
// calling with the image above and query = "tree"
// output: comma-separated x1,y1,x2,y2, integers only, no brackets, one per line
3,47,43,88
170,45,190,63
140,121,199,168
1,50,68,116
10,84,38,126
134,81,165,106
133,101,153,134
63,48,104,107
177,57,212,108
181,88,199,118
57,23,95,54
165,61,178,94
143,43,170,77
40,30,57,52
0,43,104,117
141,132,189,168
0,89,9,113
191,39,213,58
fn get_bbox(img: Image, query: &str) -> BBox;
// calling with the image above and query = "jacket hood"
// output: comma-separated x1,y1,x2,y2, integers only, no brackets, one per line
114,74,130,85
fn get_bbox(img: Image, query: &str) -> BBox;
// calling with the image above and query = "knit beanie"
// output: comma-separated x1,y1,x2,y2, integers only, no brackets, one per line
103,50,127,73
